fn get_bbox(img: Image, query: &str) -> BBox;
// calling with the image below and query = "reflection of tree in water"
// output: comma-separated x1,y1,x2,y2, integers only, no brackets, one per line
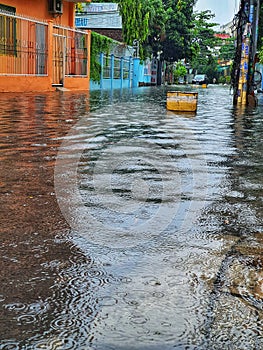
202,107,263,348
0,93,102,348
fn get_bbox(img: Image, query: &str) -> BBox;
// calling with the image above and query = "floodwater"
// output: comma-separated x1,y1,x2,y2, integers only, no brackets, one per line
0,86,262,349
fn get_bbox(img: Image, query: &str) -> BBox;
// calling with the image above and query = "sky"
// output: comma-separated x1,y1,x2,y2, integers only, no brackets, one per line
194,0,239,26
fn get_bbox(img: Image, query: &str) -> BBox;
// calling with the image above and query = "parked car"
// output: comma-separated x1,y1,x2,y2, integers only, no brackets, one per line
192,74,208,85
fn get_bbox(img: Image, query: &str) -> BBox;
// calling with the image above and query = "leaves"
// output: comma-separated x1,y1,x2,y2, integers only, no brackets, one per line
160,0,196,61
89,0,227,73
173,62,187,82
90,32,114,82
190,10,221,80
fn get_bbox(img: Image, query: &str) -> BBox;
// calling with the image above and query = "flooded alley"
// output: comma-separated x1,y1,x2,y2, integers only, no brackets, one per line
0,85,262,349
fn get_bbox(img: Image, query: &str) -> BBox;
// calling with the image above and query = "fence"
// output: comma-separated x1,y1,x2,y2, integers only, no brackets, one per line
94,53,132,90
90,53,157,90
0,11,88,85
0,12,48,75
53,25,88,78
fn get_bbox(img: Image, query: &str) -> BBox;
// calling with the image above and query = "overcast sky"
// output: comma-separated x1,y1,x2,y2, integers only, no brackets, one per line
194,0,239,26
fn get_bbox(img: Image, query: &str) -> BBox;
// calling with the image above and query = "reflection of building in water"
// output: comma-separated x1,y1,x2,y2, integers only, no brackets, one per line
0,92,99,345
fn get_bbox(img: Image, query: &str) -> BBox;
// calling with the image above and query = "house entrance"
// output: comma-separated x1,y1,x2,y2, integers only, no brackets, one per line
52,34,65,86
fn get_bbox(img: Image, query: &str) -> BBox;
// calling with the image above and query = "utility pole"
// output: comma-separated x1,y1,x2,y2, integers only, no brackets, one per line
247,0,260,102
232,0,260,106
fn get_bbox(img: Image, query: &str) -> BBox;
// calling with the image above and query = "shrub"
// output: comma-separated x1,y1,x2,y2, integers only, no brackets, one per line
218,76,226,84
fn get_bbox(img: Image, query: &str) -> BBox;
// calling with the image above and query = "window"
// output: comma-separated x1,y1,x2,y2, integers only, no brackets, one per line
0,4,16,14
0,4,16,56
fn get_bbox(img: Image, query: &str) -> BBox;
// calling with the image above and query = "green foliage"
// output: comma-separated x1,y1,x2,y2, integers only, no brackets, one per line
90,32,114,82
91,0,196,61
259,40,263,64
173,62,187,82
218,75,230,84
225,75,231,84
161,0,197,61
258,3,263,50
191,10,219,59
218,38,235,61
218,76,226,84
75,3,83,13
118,0,150,59
190,10,220,81
89,0,226,74
143,0,167,58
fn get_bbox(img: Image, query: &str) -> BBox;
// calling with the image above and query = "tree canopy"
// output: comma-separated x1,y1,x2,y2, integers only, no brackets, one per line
190,10,220,79
88,0,198,60
85,0,233,74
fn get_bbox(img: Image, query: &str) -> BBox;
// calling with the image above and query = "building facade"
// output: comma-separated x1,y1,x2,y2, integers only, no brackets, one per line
75,2,123,42
0,0,91,92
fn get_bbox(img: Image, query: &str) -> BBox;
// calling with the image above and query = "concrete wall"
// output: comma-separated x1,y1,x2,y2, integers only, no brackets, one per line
0,2,91,92
90,55,155,90
4,0,76,26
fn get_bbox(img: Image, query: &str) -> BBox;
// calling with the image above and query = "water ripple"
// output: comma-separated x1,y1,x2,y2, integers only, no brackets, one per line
0,87,262,349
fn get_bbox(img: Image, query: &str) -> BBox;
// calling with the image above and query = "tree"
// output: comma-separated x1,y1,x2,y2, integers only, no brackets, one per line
143,0,167,58
258,2,263,50
161,0,197,62
85,0,237,84
86,0,151,59
118,0,150,58
190,10,220,81
173,62,187,82
218,37,235,62
89,0,198,62
75,3,83,13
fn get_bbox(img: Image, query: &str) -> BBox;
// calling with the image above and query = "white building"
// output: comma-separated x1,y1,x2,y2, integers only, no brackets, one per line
75,3,122,30
220,21,234,37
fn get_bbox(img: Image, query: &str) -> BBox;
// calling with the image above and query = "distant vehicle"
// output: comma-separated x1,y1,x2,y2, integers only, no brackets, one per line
192,74,208,85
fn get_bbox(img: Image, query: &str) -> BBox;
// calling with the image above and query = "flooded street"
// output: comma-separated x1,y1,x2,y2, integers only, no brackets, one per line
0,86,262,349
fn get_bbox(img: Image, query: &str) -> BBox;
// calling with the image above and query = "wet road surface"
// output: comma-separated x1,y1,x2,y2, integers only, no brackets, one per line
0,86,262,349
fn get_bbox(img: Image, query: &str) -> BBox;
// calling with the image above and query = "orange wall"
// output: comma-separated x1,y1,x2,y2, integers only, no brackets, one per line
0,76,55,92
2,0,75,27
0,1,91,92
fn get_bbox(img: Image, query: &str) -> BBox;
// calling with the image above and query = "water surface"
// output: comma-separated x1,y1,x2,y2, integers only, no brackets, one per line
0,86,262,349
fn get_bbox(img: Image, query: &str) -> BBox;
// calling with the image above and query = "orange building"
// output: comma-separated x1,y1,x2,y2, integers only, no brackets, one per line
0,0,91,92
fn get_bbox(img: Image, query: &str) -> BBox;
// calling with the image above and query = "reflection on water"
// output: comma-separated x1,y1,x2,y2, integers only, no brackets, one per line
0,87,262,349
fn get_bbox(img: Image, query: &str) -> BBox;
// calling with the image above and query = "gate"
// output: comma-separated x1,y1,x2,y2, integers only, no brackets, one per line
52,34,65,85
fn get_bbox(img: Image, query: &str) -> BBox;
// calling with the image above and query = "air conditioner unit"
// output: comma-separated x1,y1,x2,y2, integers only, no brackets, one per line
48,0,63,15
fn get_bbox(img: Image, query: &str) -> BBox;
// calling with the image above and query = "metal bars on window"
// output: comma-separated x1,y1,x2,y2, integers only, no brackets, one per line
53,25,88,77
0,12,89,77
0,12,48,75
102,54,131,80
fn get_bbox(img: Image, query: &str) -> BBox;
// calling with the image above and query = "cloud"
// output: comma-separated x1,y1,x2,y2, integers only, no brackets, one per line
194,0,237,25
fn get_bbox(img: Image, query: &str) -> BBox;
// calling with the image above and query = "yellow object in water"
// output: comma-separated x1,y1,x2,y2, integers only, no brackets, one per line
166,91,198,112
201,84,207,88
